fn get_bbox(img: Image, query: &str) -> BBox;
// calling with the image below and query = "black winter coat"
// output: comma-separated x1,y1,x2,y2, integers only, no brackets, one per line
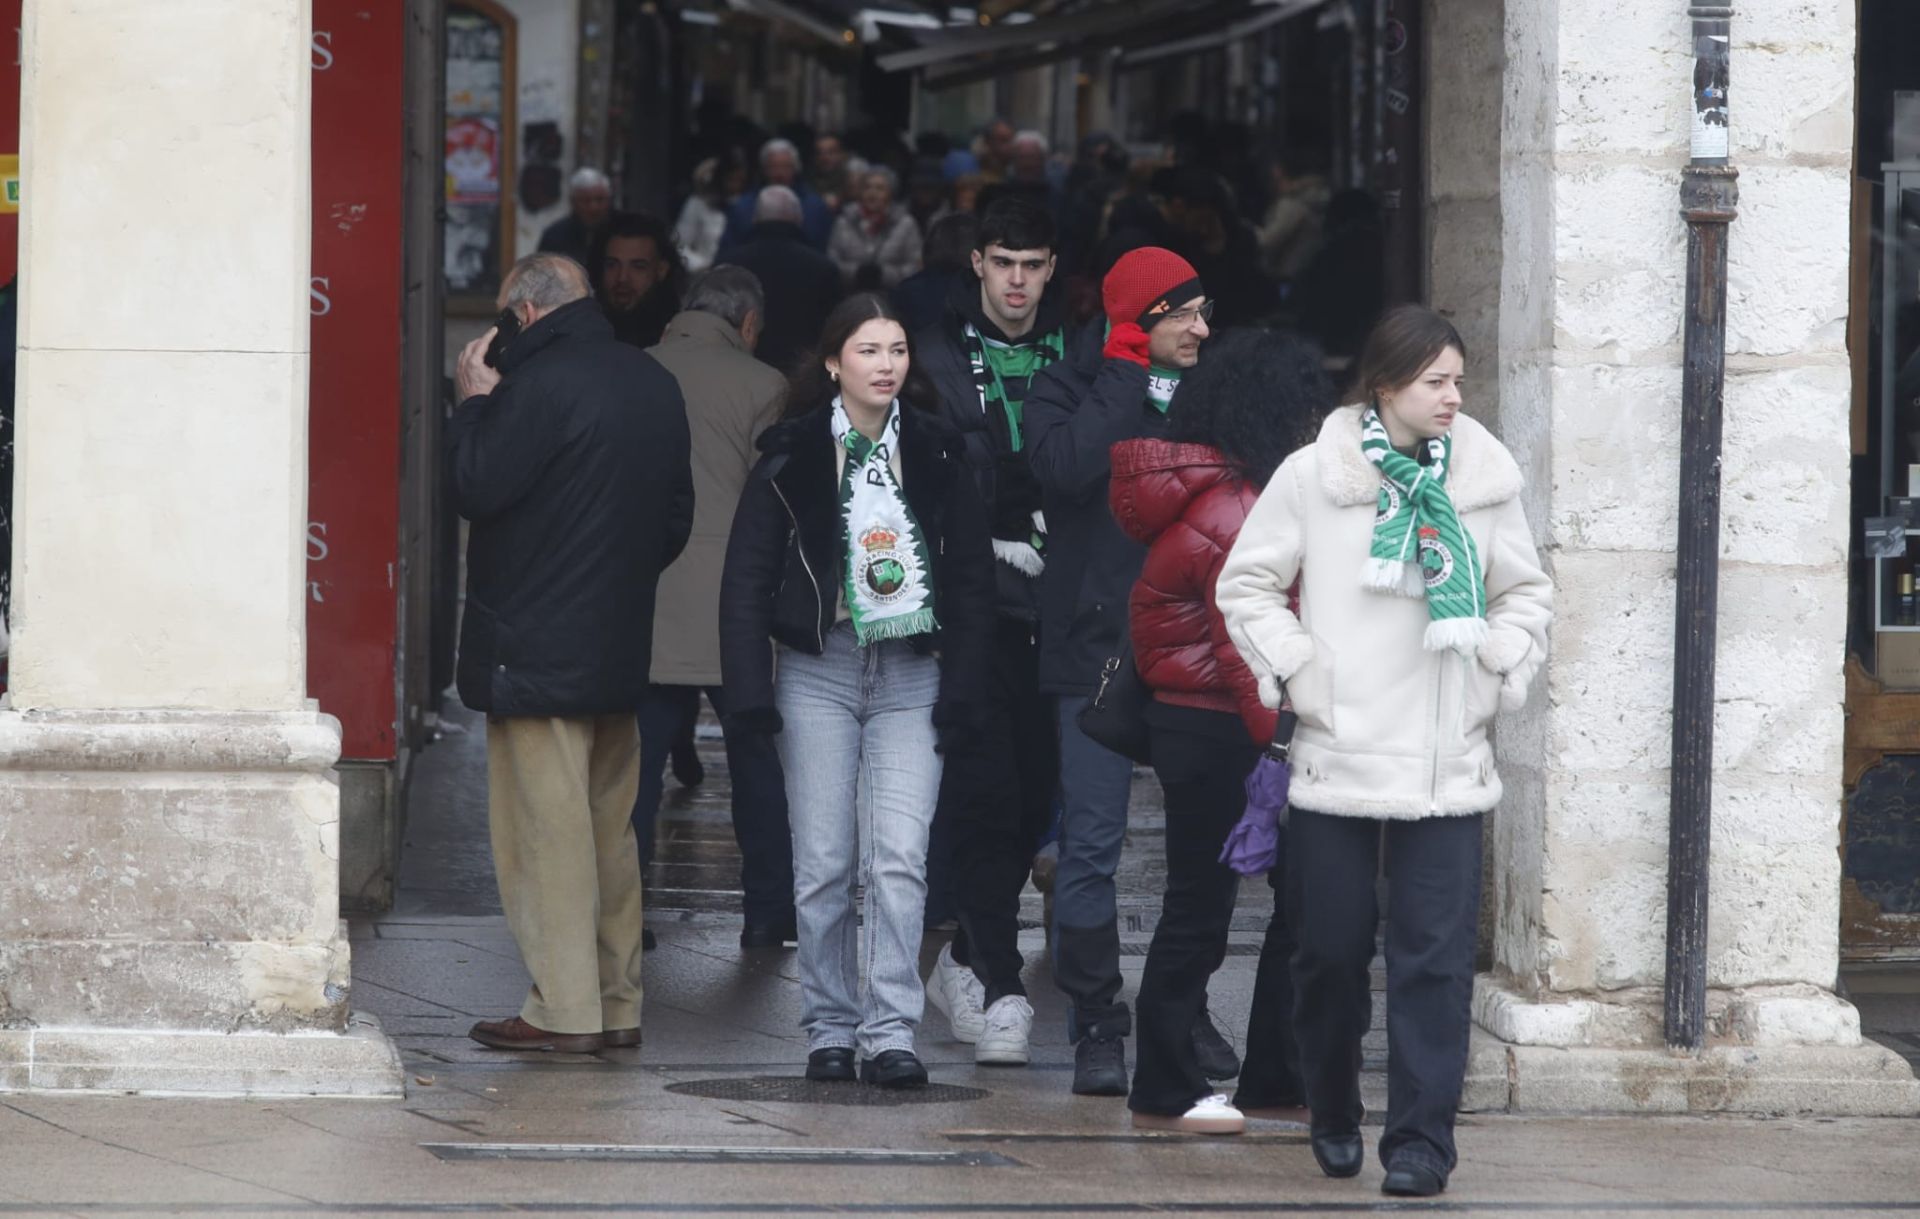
1023,320,1170,695
448,298,695,717
718,403,996,734
716,222,843,376
916,277,1068,624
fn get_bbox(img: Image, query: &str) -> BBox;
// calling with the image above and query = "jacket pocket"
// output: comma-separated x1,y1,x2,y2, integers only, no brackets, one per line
1286,646,1335,733
1463,654,1503,734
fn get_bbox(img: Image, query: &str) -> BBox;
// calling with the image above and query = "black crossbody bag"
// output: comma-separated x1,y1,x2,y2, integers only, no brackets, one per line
1076,642,1153,765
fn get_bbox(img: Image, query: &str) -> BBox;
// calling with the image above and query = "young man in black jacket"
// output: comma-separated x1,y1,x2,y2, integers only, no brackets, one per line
914,199,1068,1066
447,253,694,1054
1025,247,1218,1096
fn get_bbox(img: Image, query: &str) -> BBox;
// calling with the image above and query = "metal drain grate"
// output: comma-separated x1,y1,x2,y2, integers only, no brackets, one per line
665,1076,990,1106
422,1143,1015,1166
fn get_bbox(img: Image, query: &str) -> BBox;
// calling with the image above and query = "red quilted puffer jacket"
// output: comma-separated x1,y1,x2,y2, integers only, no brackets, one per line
1109,438,1276,744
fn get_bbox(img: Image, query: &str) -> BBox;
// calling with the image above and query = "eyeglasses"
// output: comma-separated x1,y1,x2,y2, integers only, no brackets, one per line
1161,300,1216,328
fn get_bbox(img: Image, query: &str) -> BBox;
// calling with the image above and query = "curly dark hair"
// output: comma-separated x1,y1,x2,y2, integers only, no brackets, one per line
785,292,941,418
1166,327,1333,486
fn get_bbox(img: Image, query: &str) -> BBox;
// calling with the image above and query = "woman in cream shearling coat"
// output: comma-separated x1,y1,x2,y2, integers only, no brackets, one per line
1215,306,1550,1197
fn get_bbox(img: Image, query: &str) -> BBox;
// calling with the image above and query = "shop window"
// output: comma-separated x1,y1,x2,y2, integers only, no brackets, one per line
446,1,517,311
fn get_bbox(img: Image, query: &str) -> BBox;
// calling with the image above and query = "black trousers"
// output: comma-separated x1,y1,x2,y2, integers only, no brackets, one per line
633,684,795,925
1130,710,1299,1116
1287,807,1484,1176
1234,867,1305,1110
936,620,1058,1002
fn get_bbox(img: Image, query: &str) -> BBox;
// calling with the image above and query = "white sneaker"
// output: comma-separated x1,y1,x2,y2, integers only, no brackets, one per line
926,943,986,1043
975,995,1034,1066
1130,1093,1246,1136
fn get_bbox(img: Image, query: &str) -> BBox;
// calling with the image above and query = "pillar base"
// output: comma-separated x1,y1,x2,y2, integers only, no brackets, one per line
1467,975,1920,1115
0,706,401,1096
0,1011,403,1098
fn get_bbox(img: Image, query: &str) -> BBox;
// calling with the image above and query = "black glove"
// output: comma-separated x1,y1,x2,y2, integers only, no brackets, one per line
992,454,1044,542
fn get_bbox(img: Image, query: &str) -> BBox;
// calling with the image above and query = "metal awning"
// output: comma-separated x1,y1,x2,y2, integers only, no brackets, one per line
872,0,1331,88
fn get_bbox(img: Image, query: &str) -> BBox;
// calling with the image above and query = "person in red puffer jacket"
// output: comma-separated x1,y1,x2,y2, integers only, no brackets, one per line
1108,328,1331,1134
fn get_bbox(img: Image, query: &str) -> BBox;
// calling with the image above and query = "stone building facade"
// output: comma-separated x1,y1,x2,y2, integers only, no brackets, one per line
0,0,1912,1106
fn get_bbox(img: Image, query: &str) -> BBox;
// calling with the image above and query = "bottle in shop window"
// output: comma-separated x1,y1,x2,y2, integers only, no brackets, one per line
1900,571,1917,627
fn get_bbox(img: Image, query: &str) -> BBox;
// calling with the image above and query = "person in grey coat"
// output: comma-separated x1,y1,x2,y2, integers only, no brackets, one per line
636,267,796,949
828,169,925,290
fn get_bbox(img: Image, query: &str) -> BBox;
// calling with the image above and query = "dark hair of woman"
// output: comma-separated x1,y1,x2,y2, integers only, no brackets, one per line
1351,303,1466,405
785,291,941,418
1165,327,1333,486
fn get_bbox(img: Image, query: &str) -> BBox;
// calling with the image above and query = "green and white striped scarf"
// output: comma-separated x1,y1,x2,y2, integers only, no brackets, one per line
833,399,939,645
1359,407,1488,654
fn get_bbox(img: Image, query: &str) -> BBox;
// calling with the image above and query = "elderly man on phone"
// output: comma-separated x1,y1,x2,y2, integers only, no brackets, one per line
446,252,694,1052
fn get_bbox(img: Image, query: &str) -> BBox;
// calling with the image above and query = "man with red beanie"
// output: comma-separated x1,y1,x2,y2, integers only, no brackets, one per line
1024,246,1215,1096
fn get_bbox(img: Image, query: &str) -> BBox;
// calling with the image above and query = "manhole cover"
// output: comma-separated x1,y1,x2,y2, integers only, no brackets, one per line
666,1076,990,1106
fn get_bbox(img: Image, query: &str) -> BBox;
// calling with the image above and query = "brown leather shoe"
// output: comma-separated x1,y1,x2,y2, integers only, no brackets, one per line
468,1016,605,1053
603,1026,642,1048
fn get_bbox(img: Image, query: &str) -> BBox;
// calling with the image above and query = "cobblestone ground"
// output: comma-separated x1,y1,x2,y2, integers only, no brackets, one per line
0,695,1915,1215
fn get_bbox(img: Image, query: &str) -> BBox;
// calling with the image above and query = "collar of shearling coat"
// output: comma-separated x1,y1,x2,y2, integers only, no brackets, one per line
1314,404,1522,513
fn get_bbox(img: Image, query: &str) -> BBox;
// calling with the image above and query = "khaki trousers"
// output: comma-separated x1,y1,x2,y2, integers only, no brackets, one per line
487,714,645,1035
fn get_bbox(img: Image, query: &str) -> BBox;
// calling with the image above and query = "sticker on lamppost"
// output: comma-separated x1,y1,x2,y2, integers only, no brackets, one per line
1691,34,1730,161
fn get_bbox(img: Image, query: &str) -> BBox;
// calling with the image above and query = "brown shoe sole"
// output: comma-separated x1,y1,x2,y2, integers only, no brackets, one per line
469,1027,606,1053
603,1027,642,1048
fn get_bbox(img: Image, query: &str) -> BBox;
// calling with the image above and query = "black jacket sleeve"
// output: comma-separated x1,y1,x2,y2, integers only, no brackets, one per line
931,457,997,729
658,380,696,569
1023,354,1151,507
445,378,567,523
718,469,788,733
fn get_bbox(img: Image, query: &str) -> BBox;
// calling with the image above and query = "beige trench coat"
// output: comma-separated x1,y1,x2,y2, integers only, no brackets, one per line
647,309,787,686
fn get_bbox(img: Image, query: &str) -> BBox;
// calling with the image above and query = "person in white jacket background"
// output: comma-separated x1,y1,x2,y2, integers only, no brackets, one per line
1215,305,1551,1199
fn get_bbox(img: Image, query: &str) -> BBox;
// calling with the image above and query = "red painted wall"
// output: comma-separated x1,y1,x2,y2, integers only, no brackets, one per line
308,3,404,761
0,3,20,284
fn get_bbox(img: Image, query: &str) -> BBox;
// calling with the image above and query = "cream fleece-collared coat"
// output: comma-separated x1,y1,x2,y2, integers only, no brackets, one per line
1215,405,1552,820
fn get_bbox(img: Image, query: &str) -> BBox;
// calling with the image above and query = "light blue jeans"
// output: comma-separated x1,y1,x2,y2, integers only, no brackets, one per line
775,621,943,1056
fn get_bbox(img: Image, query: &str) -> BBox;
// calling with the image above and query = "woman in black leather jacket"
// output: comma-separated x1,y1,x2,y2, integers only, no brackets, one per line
719,292,995,1089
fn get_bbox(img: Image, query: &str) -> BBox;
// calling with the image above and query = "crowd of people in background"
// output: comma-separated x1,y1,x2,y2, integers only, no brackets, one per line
540,110,1385,375
463,108,1549,1200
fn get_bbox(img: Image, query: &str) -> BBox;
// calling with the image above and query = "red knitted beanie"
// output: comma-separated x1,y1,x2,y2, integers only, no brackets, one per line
1102,247,1203,330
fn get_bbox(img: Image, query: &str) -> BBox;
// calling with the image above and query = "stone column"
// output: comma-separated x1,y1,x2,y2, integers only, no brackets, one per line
1469,0,1916,1114
0,0,400,1096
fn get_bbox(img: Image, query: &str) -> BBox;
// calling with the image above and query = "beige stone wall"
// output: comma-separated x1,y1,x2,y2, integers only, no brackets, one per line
1425,0,1506,428
1486,0,1857,1017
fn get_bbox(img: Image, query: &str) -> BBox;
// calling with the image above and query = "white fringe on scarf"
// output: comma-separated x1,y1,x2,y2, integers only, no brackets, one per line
1362,556,1425,598
1424,616,1490,655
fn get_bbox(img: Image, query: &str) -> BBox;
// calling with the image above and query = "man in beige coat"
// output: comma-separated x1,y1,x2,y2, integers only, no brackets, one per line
632,266,796,949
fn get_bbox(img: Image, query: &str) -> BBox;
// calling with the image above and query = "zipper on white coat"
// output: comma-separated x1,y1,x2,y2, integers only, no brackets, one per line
1427,656,1449,815
771,480,826,652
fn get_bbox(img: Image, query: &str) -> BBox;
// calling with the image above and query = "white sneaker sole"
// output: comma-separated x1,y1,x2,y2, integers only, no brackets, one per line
974,1036,1030,1066
926,978,984,1043
1131,1110,1245,1136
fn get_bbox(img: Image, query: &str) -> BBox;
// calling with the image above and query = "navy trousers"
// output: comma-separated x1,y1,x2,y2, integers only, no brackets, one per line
1286,807,1483,1176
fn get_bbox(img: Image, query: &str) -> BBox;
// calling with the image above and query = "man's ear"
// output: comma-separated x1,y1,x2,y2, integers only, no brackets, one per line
970,249,986,279
741,309,762,352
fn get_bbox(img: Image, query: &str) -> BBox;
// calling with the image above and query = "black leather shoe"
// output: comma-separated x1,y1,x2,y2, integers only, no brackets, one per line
1310,1130,1365,1179
1382,1157,1447,1197
805,1047,856,1082
1071,1034,1129,1096
861,1049,929,1089
740,917,798,950
1192,1010,1242,1081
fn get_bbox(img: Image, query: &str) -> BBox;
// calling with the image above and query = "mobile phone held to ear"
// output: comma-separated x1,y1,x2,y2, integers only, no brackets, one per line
483,308,521,369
